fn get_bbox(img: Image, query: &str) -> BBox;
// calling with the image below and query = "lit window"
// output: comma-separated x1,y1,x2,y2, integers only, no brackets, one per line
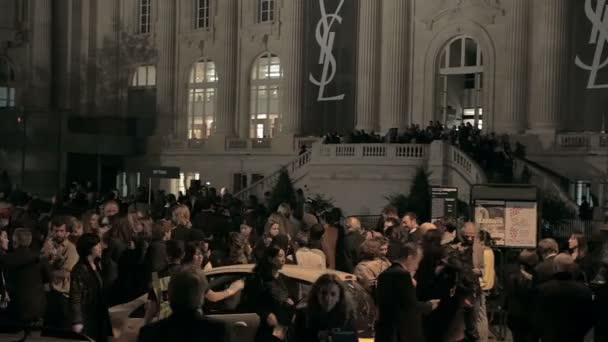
130,65,156,87
179,172,186,194
188,59,217,139
139,0,151,34
250,52,281,138
257,0,275,23
463,108,483,130
0,58,16,108
195,0,211,29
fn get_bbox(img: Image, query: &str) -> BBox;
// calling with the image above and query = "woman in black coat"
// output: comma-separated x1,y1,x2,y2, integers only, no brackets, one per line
247,245,294,342
69,233,112,342
0,228,50,335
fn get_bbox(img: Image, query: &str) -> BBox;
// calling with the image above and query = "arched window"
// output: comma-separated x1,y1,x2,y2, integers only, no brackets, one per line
130,65,156,87
188,59,217,139
0,58,16,108
250,52,281,138
437,36,483,130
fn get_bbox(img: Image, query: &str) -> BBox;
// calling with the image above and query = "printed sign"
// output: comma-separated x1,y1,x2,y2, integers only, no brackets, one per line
145,167,180,179
504,202,538,247
431,187,458,220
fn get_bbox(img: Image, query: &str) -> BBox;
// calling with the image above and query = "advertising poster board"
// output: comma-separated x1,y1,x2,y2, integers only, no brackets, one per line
474,200,506,246
471,184,538,248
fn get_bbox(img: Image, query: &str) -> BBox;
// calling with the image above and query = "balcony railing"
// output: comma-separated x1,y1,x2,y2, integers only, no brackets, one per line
318,144,428,160
557,132,608,152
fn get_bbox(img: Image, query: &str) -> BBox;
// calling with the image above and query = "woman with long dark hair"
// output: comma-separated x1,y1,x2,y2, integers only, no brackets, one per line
254,220,282,261
69,233,112,342
293,273,357,342
568,231,593,283
248,245,294,342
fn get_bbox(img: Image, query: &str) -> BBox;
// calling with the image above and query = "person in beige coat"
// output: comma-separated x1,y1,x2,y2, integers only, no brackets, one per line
353,237,391,294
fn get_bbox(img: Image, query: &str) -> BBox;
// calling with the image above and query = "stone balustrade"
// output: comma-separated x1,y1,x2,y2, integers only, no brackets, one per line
317,143,428,161
160,136,321,154
557,133,608,152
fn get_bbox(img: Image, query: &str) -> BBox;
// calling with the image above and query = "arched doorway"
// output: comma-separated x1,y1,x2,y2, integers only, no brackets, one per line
436,36,483,129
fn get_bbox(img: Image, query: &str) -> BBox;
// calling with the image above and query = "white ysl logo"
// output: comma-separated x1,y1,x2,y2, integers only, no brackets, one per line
576,0,608,89
309,0,345,101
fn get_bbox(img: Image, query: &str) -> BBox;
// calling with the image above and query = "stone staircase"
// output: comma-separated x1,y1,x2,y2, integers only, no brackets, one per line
234,150,312,200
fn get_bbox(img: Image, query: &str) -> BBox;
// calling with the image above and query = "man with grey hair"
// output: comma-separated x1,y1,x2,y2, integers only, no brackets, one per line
534,238,559,286
138,266,229,342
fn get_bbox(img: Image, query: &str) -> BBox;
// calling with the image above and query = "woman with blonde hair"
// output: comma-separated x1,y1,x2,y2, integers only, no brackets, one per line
254,217,285,261
293,273,357,342
264,213,286,236
81,210,100,236
170,204,196,242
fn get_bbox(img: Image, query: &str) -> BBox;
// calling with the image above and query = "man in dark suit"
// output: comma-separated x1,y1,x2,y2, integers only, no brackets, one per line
402,212,423,244
535,253,593,342
375,242,439,342
535,238,559,286
138,266,229,342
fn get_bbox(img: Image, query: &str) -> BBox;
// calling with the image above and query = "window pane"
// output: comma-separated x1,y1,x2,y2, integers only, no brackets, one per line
464,38,478,67
147,66,156,85
206,62,216,82
257,87,268,114
206,89,215,115
269,87,279,113
258,57,270,79
449,38,462,68
195,62,205,83
0,87,6,101
257,124,264,138
464,74,475,89
138,67,146,86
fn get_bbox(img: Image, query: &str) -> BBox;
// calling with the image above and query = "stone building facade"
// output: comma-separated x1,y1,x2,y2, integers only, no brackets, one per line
0,0,606,211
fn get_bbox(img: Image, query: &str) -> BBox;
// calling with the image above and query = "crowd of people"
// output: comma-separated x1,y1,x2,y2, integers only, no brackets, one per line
323,121,526,183
0,179,606,342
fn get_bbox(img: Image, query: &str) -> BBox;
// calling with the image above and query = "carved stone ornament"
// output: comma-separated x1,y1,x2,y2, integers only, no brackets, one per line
422,0,505,30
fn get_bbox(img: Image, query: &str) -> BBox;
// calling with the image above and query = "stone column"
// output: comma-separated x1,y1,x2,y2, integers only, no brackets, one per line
214,0,238,136
155,0,176,136
355,0,381,132
30,0,53,108
498,0,529,133
379,0,410,132
527,0,571,133
280,0,305,135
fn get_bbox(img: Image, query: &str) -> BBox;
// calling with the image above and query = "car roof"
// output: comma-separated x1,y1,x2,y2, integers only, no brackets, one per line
205,264,357,283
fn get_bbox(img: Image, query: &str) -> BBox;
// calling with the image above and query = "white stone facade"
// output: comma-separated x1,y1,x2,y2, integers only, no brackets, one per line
0,0,606,206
